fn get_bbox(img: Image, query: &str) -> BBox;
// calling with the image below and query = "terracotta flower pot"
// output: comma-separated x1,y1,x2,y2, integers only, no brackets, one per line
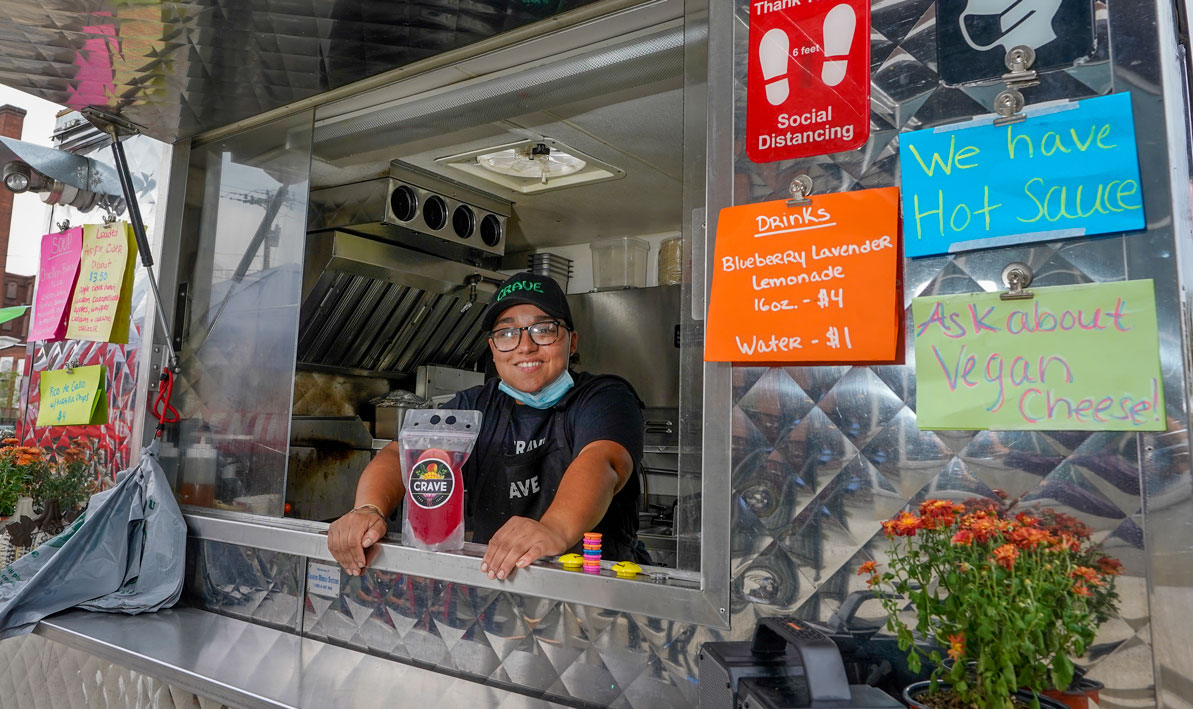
1041,677,1104,709
903,681,1070,709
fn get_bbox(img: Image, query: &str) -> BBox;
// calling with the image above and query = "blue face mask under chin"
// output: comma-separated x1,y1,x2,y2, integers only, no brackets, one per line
500,370,575,409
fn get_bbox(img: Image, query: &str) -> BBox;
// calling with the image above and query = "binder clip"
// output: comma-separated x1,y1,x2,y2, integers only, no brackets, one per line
993,46,1039,127
1000,262,1035,301
786,175,814,207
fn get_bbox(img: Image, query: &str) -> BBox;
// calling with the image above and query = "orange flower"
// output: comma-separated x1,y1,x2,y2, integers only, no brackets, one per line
857,561,878,576
0,437,18,447
920,499,964,519
966,515,1005,543
947,633,965,662
1072,581,1092,597
1042,511,1092,539
1015,512,1039,527
951,529,974,546
1070,566,1104,587
1097,556,1123,576
1051,533,1079,553
866,574,880,588
992,544,1019,570
1008,525,1053,550
892,512,922,537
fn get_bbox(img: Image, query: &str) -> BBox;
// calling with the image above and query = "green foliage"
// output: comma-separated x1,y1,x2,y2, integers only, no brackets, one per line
862,500,1122,707
0,457,25,517
27,458,95,513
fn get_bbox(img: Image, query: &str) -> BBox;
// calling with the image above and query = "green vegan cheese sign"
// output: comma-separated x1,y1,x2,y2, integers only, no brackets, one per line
913,280,1165,431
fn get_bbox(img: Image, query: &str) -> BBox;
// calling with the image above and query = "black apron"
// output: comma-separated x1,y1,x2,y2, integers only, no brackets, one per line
463,372,647,563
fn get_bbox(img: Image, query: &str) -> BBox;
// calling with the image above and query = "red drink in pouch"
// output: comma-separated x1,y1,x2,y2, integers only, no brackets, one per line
403,447,467,546
398,410,481,552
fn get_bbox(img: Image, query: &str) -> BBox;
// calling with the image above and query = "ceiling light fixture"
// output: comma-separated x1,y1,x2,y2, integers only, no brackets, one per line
477,143,587,185
437,137,623,195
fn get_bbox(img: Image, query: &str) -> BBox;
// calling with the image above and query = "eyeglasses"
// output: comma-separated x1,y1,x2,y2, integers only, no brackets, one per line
489,321,565,352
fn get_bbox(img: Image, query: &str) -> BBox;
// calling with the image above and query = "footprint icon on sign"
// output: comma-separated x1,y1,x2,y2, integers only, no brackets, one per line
758,28,790,106
821,3,857,87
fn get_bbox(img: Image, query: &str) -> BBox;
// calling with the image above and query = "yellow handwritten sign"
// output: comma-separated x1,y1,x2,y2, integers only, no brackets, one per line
36,365,108,427
66,222,137,343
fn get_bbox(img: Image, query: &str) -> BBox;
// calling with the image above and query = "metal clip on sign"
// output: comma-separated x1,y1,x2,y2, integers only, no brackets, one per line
1000,262,1035,301
993,45,1039,127
785,175,814,207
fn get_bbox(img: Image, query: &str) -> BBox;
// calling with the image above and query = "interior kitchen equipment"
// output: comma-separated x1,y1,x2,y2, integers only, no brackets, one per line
287,415,377,521
569,284,681,564
699,617,903,709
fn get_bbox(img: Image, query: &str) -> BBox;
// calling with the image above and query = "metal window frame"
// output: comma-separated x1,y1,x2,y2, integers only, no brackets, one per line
150,0,734,630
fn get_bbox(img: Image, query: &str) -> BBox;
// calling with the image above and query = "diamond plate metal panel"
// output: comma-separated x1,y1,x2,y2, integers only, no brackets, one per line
186,539,302,632
720,0,1152,704
0,633,226,708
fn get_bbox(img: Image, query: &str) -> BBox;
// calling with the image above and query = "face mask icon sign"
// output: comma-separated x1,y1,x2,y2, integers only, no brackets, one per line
959,0,1064,53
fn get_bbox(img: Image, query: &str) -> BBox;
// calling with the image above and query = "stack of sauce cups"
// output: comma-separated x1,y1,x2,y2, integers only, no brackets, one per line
582,532,602,574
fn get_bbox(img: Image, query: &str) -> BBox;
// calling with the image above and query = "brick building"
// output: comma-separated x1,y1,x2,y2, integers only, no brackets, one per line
0,105,36,377
0,273,33,339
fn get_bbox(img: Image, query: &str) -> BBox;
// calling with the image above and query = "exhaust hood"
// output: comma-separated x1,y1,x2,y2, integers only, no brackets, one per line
299,230,506,377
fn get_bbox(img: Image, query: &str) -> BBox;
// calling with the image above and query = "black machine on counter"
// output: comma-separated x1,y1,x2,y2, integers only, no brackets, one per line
699,616,903,709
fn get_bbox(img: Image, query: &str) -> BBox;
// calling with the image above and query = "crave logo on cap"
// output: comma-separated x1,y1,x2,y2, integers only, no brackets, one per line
496,280,544,302
408,457,455,509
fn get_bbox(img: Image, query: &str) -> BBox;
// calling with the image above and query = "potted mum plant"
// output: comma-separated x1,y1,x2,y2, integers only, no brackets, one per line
861,499,1122,709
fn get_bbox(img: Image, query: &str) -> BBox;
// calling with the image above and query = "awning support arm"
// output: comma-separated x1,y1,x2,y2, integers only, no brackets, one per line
82,108,178,371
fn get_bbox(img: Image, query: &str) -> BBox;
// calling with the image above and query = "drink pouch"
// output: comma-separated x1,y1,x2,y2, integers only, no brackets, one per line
398,409,480,552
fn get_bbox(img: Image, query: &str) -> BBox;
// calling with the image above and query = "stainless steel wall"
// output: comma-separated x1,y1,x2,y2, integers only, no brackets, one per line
183,1,1193,707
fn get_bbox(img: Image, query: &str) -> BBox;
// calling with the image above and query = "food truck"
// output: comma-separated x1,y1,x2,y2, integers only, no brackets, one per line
0,0,1189,706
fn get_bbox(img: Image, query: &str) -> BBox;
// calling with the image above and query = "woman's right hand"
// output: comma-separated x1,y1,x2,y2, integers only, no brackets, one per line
328,508,388,576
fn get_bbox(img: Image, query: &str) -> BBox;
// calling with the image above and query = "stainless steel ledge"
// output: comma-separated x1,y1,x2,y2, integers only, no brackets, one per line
184,510,728,628
36,608,569,709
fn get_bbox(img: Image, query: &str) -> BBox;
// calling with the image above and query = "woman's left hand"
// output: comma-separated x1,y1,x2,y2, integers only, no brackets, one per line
481,516,570,580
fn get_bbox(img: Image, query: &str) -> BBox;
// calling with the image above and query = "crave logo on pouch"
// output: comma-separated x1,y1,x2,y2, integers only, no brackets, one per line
408,457,455,509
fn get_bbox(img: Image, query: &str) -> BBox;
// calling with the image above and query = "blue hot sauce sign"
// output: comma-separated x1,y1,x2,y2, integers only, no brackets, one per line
898,92,1145,258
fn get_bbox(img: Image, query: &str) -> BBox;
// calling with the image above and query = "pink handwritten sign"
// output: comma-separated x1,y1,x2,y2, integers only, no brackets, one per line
66,222,137,344
29,228,84,342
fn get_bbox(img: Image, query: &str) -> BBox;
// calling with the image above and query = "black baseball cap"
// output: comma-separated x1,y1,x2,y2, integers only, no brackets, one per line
481,272,573,332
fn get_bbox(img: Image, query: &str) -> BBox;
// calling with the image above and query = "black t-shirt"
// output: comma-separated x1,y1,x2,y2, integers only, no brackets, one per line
444,372,644,552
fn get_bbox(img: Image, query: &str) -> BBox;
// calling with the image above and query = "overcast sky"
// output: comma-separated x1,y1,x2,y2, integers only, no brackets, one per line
0,84,61,276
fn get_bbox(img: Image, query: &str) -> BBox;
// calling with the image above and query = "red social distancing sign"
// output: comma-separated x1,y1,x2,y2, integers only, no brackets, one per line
747,0,871,163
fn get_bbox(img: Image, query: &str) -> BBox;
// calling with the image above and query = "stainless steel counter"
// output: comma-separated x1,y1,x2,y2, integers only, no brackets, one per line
35,608,570,709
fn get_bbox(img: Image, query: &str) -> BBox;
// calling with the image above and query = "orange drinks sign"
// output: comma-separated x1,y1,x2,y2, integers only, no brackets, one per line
706,187,901,363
